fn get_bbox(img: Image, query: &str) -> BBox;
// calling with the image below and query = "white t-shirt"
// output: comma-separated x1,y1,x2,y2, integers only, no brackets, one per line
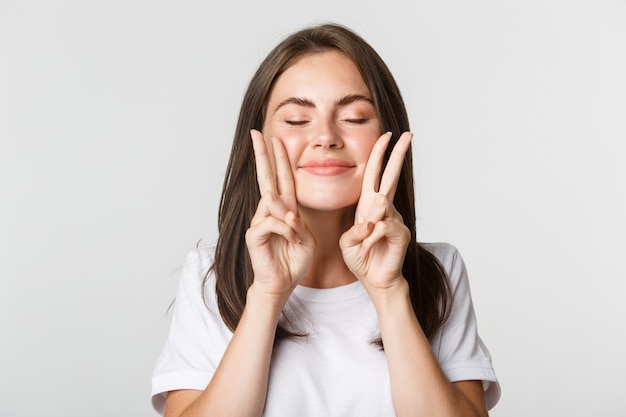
151,242,501,415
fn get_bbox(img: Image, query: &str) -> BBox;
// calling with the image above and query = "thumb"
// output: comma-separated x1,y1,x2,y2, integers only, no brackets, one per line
339,222,374,250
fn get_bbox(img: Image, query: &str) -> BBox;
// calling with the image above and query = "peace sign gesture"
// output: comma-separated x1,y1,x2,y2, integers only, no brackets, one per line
245,129,316,301
339,131,413,294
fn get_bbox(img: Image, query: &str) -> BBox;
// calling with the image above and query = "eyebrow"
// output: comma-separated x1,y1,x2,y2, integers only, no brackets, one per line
272,94,373,114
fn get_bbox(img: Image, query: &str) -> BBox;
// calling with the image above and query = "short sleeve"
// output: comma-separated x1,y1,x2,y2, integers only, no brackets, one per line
424,243,501,410
150,246,233,415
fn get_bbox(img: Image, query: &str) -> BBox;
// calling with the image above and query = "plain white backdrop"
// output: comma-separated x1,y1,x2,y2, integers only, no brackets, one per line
1,0,625,416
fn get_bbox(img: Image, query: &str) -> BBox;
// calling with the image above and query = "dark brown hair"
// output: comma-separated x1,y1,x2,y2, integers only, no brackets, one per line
208,22,451,342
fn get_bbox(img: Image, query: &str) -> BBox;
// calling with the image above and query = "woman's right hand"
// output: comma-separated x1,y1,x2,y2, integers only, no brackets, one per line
245,129,315,302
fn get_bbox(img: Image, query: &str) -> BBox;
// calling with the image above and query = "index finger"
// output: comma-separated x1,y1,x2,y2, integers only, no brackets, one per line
250,129,277,195
378,131,413,199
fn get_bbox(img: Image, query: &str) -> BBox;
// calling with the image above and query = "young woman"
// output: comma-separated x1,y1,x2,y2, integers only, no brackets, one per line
151,23,500,417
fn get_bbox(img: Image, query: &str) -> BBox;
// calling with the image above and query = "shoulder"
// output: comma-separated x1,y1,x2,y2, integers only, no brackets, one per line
419,242,467,291
422,242,502,408
420,241,460,266
183,244,215,271
175,244,218,303
179,244,216,283
172,243,222,322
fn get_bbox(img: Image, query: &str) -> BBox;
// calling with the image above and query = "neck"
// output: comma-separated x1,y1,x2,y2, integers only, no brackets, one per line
298,206,357,288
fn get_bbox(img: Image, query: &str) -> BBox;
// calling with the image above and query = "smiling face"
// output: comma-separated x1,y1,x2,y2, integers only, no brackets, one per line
262,50,382,212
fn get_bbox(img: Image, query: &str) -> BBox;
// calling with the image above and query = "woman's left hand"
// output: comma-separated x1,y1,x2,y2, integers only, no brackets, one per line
339,131,413,295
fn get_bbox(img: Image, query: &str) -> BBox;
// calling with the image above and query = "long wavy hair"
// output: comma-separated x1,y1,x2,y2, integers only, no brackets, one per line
208,22,451,342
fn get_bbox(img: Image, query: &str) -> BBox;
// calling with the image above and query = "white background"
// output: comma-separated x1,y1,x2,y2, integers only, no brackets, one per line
1,0,625,416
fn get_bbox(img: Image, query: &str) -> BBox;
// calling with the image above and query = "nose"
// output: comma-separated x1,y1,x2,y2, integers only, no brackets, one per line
311,119,343,149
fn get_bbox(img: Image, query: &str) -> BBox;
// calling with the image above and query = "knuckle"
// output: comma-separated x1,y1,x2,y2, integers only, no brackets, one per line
374,221,390,234
244,227,256,243
260,190,278,202
374,193,388,205
382,222,394,234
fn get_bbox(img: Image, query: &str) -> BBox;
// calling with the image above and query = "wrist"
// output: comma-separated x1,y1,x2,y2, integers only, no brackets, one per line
366,278,411,313
246,282,292,317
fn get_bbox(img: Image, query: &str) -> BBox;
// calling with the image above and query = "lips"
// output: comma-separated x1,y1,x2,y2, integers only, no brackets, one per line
299,158,355,176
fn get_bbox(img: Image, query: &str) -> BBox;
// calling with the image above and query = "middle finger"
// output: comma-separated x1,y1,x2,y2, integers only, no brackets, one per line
361,132,393,194
378,132,413,199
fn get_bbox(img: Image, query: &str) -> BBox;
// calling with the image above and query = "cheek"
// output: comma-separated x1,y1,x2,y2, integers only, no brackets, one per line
262,125,304,166
352,137,379,163
276,136,306,170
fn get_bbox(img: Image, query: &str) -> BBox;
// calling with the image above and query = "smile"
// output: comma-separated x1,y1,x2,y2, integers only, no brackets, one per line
299,158,355,176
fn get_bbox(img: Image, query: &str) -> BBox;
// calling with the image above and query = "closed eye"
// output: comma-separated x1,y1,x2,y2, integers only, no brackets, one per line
285,120,309,126
343,118,369,124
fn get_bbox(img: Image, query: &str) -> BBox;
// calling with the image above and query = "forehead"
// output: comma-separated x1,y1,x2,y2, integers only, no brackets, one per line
268,51,370,102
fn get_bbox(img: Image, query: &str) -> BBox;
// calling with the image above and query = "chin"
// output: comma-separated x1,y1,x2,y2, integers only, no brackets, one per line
295,185,361,211
297,197,359,213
